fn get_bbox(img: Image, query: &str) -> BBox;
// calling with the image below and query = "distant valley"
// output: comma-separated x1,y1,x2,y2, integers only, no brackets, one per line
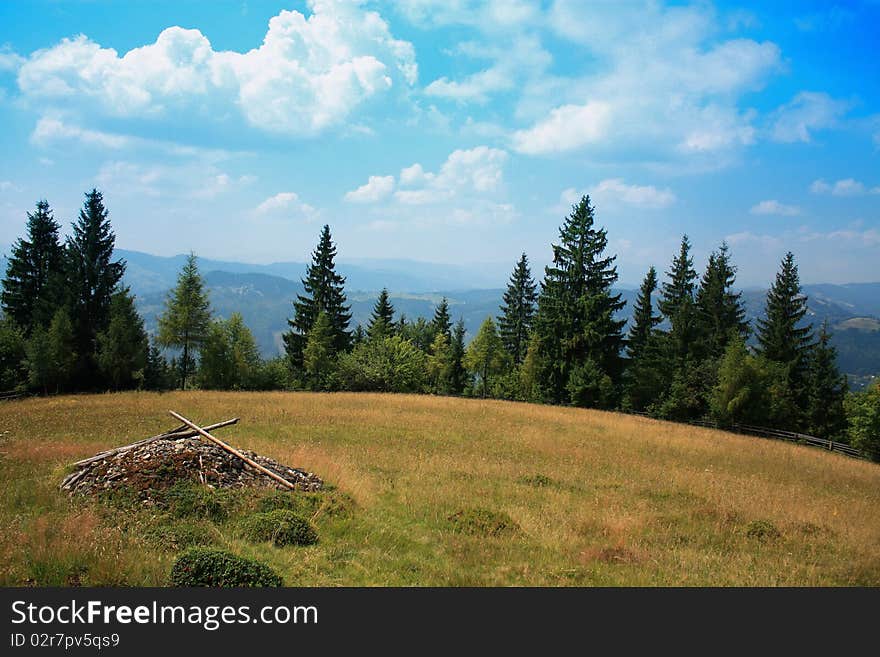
118,249,880,390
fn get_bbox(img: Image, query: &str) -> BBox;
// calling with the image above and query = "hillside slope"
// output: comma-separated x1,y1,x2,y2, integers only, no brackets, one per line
1,392,878,586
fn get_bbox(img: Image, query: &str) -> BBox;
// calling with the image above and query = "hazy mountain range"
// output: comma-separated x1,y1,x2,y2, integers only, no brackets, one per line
114,249,880,390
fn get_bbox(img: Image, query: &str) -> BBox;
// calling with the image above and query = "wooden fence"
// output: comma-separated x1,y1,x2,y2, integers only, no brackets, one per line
628,411,865,459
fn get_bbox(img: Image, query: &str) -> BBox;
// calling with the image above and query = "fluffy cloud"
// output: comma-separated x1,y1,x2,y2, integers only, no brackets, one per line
512,2,781,159
95,160,252,200
395,146,507,204
512,102,612,155
16,1,417,136
770,92,849,143
254,192,317,220
31,116,131,149
810,178,879,196
344,175,395,203
749,200,801,216
570,179,676,210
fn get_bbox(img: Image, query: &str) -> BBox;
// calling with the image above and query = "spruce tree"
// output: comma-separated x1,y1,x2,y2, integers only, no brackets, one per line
284,225,351,369
756,252,813,416
806,322,847,439
157,253,212,389
534,195,626,404
368,288,395,339
303,311,335,390
0,318,27,391
497,253,537,365
66,189,125,386
1,200,66,332
96,288,148,390
449,318,468,395
432,297,452,340
626,266,661,361
143,337,171,391
695,242,748,358
659,235,698,360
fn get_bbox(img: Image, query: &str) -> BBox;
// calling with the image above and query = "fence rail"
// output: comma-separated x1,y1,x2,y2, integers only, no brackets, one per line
627,412,866,459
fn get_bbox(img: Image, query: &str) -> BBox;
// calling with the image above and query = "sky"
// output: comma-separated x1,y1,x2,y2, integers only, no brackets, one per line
0,0,878,287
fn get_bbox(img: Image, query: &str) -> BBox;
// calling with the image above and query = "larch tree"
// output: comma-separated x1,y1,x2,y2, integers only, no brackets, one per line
157,253,212,389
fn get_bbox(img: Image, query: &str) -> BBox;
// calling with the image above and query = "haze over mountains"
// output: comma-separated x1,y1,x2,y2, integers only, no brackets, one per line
114,249,880,390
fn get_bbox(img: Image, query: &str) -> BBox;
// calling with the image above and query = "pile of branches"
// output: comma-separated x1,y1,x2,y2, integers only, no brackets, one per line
60,415,323,498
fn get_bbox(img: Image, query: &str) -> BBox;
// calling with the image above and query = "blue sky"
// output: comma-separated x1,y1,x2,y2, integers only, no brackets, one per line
0,0,878,287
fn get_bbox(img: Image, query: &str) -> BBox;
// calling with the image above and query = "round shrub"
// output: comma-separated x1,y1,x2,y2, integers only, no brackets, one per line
746,520,781,541
170,548,283,587
239,510,318,547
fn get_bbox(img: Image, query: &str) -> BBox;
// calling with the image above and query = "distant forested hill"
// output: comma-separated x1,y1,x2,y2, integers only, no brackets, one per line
123,251,879,390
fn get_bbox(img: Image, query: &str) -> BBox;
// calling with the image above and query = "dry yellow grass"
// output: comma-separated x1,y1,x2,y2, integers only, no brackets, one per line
1,391,879,586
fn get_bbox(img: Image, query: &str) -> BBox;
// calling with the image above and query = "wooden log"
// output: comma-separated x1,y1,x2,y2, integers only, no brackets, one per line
71,418,239,467
169,410,297,490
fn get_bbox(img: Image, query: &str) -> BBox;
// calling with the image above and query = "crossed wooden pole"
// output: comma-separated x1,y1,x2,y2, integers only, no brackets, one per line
169,410,297,490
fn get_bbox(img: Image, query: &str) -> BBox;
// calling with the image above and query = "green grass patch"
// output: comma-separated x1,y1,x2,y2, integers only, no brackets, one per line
448,508,520,538
238,510,319,547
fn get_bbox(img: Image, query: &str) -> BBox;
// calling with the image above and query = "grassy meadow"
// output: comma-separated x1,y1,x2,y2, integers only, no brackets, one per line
1,391,879,586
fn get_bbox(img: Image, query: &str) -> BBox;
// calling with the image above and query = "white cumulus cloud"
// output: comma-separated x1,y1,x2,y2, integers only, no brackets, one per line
810,178,877,196
749,200,801,216
512,102,611,155
771,92,850,143
344,175,395,203
585,179,677,210
16,1,417,136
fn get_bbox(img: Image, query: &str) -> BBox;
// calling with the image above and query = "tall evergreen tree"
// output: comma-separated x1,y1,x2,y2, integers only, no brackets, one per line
449,318,468,395
756,251,813,415
534,195,626,405
1,200,65,332
66,189,125,385
695,242,748,358
96,288,148,390
497,253,537,365
368,288,395,339
157,253,212,389
432,297,452,340
284,225,351,369
658,235,699,360
143,337,172,391
626,266,661,361
806,322,847,439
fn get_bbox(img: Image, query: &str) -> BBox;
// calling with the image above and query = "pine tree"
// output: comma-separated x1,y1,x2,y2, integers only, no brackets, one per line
626,266,661,361
449,319,468,395
497,253,537,365
806,322,847,439
432,297,452,340
352,324,366,347
756,252,813,418
1,200,66,332
368,288,395,339
695,242,748,358
96,288,148,390
284,225,351,369
303,311,335,390
464,317,508,398
534,195,626,404
157,253,212,389
66,189,125,386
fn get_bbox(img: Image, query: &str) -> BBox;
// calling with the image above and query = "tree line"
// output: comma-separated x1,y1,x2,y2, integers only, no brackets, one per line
2,191,878,459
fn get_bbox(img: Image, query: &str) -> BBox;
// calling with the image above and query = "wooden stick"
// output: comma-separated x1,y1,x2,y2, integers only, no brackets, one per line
72,418,239,467
169,410,297,490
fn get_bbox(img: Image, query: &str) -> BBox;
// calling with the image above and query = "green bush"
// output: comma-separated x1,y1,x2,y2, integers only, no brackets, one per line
239,510,318,547
518,473,554,488
170,548,283,587
161,482,238,522
448,508,520,537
